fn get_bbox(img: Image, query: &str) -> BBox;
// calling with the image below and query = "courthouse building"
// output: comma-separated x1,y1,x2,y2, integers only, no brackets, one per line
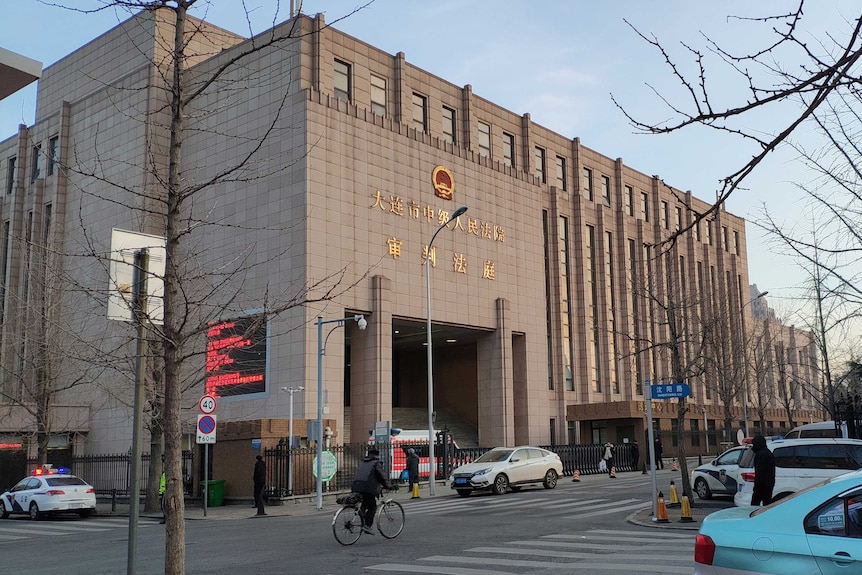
0,10,821,466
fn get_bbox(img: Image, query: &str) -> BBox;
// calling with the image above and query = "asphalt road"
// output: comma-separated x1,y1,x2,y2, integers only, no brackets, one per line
0,470,730,574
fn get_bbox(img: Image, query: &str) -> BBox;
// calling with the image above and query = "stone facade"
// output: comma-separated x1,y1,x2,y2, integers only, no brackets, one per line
0,10,820,468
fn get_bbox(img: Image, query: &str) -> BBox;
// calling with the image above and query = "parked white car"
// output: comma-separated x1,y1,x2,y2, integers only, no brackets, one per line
734,437,862,506
0,466,96,520
691,446,747,500
449,446,563,497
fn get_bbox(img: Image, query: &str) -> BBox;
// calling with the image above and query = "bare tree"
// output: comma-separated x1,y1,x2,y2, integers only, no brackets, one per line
28,2,373,572
631,245,713,501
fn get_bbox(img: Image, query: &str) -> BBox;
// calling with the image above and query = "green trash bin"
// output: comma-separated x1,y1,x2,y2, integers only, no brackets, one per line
200,479,225,507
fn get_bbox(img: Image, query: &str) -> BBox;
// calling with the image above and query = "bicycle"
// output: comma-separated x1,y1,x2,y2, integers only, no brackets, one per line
332,489,404,545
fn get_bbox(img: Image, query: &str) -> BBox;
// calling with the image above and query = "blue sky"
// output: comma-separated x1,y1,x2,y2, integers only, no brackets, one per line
2,0,858,327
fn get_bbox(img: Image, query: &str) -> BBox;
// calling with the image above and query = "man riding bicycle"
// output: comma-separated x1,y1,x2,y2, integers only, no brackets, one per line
351,448,393,535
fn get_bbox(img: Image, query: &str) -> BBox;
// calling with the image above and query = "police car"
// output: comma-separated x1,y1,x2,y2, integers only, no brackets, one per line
0,466,97,520
691,446,747,500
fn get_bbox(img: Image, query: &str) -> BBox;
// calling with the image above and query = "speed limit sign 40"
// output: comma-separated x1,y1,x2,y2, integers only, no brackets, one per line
199,395,217,414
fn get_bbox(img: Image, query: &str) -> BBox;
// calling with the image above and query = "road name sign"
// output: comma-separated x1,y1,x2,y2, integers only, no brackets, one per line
650,383,691,400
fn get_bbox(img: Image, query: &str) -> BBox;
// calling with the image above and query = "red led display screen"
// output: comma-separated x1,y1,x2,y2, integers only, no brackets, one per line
205,314,268,397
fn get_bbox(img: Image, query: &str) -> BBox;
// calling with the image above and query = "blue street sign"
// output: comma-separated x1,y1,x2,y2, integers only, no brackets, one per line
650,383,691,399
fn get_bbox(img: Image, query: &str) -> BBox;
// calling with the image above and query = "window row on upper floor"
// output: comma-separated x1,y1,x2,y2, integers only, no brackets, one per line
4,135,60,195
333,58,741,254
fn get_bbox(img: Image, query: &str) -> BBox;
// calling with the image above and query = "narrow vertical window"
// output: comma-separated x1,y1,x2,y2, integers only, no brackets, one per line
559,216,573,391
675,207,682,231
624,185,633,216
707,221,713,245
555,156,566,191
605,231,618,393
477,121,491,157
502,133,515,168
586,225,600,392
31,145,42,183
534,146,546,183
370,74,386,116
601,175,611,207
442,106,457,145
6,157,16,194
48,136,59,176
640,192,649,222
660,201,669,229
694,220,701,242
412,93,427,132
733,230,740,254
543,211,553,390
582,167,593,201
722,226,729,251
333,59,351,102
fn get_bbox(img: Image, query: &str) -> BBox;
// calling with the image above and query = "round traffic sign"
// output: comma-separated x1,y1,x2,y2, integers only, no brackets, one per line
199,415,216,434
313,450,338,481
199,395,217,414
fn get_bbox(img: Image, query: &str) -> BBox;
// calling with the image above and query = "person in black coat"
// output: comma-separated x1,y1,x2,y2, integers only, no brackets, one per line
751,435,776,506
406,448,420,492
630,440,640,473
253,455,267,516
351,448,393,533
654,437,664,469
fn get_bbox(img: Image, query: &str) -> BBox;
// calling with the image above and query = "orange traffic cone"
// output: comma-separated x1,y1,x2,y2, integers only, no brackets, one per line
655,491,669,523
609,466,617,478
411,483,421,499
679,495,695,523
671,458,679,472
572,469,581,482
668,480,680,507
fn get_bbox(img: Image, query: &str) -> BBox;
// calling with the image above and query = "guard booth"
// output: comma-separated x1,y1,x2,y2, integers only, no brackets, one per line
0,437,27,490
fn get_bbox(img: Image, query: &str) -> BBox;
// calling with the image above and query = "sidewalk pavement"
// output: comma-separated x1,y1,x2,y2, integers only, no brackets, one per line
627,497,732,531
96,483,435,522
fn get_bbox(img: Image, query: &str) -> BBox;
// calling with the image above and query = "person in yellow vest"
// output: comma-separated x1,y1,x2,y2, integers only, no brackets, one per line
159,456,166,524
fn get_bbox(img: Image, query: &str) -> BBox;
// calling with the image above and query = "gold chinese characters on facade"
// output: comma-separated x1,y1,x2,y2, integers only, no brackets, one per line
372,165,503,280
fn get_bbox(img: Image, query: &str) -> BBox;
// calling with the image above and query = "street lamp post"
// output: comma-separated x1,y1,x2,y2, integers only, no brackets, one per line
741,291,769,438
425,204,468,497
316,314,367,509
281,386,304,496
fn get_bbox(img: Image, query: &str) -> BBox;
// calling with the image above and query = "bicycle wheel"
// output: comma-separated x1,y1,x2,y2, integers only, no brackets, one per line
332,506,364,545
376,499,405,539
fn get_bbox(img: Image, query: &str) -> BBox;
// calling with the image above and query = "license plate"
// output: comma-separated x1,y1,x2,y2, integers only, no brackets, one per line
455,478,467,485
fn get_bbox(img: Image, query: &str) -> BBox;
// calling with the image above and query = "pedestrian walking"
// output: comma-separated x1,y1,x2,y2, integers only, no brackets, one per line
351,448,393,535
751,435,776,506
253,455,267,516
654,437,664,470
630,440,640,473
406,447,420,492
603,442,616,478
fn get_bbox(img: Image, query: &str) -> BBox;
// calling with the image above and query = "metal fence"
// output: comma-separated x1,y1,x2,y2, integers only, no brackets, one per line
28,451,195,496
261,441,643,498
39,442,645,500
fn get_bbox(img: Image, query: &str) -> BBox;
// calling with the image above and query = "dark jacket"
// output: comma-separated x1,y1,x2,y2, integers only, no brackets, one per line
631,443,640,465
751,436,775,504
352,454,391,495
406,451,420,477
253,458,266,487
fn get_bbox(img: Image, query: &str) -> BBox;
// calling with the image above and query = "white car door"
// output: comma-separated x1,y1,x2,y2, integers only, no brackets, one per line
507,449,532,483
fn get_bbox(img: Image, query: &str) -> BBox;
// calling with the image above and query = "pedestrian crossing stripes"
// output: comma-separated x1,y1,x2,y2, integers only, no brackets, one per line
366,528,695,574
403,493,649,520
0,517,159,542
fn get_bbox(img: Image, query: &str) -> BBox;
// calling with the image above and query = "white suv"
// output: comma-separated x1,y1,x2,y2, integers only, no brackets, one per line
734,437,862,506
